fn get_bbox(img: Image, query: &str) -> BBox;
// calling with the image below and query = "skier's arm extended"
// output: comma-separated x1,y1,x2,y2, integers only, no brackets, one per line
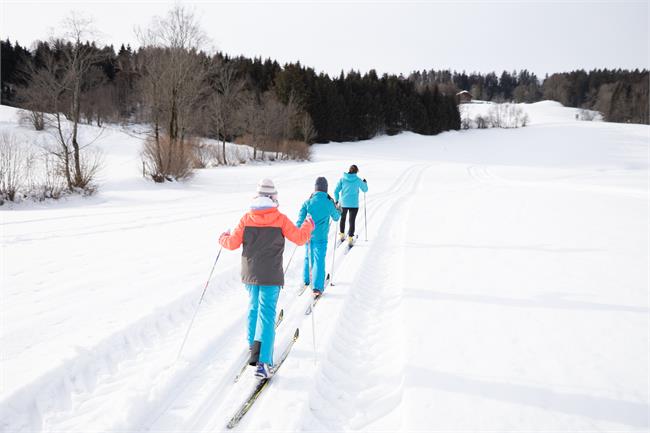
333,179,342,203
359,178,368,192
328,196,341,221
219,215,246,250
281,214,313,245
296,201,308,227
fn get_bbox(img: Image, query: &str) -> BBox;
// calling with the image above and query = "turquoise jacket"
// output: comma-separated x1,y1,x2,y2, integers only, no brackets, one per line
296,191,341,242
334,173,368,208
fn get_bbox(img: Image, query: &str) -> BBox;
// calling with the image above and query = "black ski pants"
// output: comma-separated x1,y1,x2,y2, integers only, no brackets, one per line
339,207,359,237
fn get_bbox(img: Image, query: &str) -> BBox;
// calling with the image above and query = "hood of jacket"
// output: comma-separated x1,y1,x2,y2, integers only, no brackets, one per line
250,195,278,211
342,172,360,183
246,207,283,227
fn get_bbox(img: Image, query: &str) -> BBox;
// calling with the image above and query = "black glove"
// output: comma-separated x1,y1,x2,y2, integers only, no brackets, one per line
327,194,334,202
363,178,367,183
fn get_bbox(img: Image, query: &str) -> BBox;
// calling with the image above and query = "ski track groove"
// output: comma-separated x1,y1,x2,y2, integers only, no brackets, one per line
2,263,244,433
299,164,428,431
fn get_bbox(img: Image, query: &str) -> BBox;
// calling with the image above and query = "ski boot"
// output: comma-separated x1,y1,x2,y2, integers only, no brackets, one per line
254,362,274,379
248,341,261,366
348,235,355,247
338,232,345,242
312,289,322,299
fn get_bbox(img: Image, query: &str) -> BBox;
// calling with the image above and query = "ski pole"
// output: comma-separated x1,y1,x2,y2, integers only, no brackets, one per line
307,241,312,290
307,241,317,364
283,243,299,276
330,222,337,286
176,246,223,361
364,192,368,242
311,298,318,365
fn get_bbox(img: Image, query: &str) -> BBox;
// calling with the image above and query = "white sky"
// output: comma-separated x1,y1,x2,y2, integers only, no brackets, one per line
1,0,648,77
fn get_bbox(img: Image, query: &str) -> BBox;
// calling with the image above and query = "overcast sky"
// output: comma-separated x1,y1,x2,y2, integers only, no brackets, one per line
1,0,648,77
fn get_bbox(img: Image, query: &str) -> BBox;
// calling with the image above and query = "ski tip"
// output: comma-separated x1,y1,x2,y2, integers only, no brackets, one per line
278,309,284,320
294,328,300,339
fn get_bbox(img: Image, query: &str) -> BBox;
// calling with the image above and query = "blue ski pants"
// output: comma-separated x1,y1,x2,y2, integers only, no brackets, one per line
303,240,328,292
245,284,280,365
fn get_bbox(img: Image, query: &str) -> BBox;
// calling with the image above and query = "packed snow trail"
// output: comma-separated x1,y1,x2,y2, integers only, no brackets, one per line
299,165,427,431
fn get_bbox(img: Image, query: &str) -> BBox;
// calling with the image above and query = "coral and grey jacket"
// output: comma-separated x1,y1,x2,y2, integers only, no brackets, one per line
219,201,313,286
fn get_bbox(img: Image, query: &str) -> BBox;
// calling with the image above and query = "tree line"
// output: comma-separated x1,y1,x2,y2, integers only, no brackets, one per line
1,42,462,145
410,68,648,124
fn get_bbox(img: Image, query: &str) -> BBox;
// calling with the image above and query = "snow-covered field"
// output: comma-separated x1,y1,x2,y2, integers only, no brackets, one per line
1,102,648,432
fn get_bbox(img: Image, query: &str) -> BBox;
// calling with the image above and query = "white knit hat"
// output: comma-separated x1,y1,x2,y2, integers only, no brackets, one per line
256,178,278,197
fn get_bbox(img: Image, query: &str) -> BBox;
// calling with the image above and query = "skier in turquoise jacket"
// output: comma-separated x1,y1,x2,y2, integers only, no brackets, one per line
296,177,341,296
334,164,368,246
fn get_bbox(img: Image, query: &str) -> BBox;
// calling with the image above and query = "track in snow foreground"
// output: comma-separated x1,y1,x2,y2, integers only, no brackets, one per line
299,164,428,431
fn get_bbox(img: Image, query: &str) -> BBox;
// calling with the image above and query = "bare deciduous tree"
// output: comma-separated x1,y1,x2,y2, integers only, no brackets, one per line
298,112,317,144
22,44,74,188
20,14,106,191
137,5,211,181
58,14,105,188
238,94,265,160
209,63,245,165
0,133,32,202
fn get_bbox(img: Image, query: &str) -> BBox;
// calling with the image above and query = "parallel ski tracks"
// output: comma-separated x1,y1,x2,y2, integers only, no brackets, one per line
302,163,429,430
187,163,431,431
38,163,431,433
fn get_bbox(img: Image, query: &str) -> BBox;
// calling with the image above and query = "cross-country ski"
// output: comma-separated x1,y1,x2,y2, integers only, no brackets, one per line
226,328,300,429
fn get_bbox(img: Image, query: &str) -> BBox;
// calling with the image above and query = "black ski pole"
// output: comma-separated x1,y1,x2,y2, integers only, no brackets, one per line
176,246,223,360
330,223,337,286
364,192,368,241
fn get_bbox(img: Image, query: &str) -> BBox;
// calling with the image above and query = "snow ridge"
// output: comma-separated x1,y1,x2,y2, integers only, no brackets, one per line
303,165,428,431
0,264,242,433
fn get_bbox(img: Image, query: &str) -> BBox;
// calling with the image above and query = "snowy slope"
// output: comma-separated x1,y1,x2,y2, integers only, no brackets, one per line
1,102,648,432
460,100,603,125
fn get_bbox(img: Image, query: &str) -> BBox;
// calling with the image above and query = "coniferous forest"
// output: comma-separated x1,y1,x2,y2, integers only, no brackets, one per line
0,39,462,145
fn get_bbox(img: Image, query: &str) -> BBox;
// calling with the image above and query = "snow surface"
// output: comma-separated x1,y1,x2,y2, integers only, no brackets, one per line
461,100,603,125
1,102,648,432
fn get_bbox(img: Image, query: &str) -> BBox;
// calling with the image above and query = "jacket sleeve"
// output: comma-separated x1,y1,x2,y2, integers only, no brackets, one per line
296,201,308,227
219,215,246,250
281,213,313,246
329,199,341,221
359,178,368,193
334,179,342,202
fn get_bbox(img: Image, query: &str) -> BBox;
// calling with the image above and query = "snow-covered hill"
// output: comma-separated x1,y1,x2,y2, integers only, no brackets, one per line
1,102,648,432
460,100,603,126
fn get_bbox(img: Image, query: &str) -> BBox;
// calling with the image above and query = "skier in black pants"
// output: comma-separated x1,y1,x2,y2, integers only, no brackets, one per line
333,164,368,247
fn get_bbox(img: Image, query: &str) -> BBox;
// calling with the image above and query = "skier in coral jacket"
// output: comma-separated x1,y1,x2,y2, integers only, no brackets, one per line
219,178,314,379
